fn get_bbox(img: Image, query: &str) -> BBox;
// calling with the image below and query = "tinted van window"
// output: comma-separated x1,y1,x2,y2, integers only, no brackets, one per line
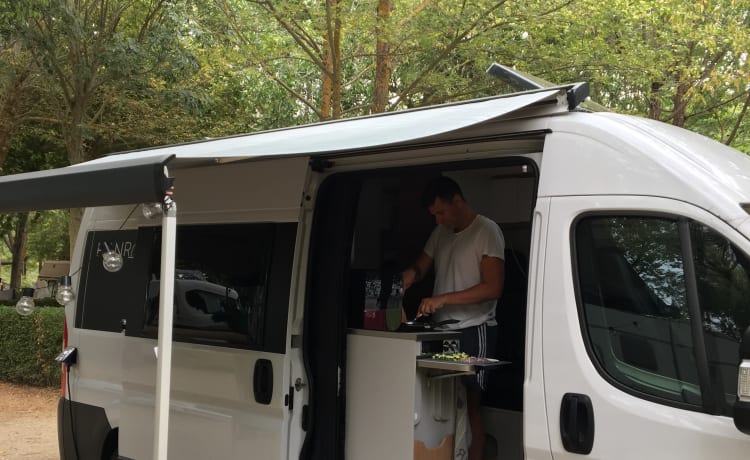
691,224,750,415
76,223,296,353
576,216,702,406
77,228,155,332
144,223,296,353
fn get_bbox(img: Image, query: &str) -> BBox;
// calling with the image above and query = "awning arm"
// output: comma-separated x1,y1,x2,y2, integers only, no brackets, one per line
486,63,605,112
153,188,176,460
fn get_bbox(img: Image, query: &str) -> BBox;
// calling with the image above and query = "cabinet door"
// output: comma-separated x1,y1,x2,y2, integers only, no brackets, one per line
541,195,750,459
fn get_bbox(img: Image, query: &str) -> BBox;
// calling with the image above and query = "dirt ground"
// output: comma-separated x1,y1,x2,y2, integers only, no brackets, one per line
0,382,59,460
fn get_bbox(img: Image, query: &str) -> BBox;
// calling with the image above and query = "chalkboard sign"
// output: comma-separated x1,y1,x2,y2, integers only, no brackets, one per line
75,227,156,333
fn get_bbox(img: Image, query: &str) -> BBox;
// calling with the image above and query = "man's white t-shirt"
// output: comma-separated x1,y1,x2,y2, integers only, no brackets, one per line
424,214,505,329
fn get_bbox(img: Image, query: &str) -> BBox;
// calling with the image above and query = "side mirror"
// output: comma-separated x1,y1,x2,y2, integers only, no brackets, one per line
734,326,750,434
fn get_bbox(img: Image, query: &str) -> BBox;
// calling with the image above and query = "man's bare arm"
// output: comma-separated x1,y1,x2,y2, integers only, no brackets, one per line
403,251,433,291
417,256,504,316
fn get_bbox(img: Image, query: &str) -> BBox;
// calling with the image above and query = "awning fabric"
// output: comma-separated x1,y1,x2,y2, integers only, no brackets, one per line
0,86,568,213
85,88,565,166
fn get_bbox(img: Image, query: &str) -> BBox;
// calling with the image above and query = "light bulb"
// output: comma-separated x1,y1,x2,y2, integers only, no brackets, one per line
16,288,36,316
102,250,124,272
142,202,163,219
55,275,76,305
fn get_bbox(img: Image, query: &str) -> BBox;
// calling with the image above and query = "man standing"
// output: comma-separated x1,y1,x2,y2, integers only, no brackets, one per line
403,176,505,460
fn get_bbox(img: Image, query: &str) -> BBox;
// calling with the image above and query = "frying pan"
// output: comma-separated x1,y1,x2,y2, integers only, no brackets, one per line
396,318,459,332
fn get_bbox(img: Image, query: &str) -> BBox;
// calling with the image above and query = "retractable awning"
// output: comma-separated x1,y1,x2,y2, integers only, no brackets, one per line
82,86,574,166
0,86,579,211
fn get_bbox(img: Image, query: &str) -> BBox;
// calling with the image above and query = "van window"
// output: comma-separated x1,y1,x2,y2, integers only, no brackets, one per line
76,228,155,332
575,216,702,407
576,215,750,413
691,224,750,415
76,223,295,353
143,223,296,353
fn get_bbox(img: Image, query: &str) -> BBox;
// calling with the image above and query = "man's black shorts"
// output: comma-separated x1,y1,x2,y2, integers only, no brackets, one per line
459,323,497,392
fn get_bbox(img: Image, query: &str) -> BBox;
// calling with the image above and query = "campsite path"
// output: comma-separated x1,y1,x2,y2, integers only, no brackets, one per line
0,382,58,460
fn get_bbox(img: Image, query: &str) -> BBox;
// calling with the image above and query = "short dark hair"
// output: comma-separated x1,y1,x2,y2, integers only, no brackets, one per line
421,176,464,208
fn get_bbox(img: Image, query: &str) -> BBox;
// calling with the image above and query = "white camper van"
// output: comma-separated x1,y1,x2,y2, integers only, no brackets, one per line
2,78,750,460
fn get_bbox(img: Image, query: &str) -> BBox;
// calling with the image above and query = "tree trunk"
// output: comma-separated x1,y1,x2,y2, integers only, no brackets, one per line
0,122,14,171
63,97,88,254
372,0,393,114
321,40,334,120
69,207,82,259
10,212,29,294
0,70,31,170
726,92,750,146
647,81,663,120
321,0,343,120
672,82,690,127
331,0,342,120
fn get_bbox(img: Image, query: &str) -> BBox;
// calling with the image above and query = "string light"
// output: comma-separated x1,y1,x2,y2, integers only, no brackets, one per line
15,288,36,316
55,275,76,305
102,243,124,273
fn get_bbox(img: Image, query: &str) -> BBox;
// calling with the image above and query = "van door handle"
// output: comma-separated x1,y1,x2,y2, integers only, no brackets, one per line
560,393,595,454
253,359,273,405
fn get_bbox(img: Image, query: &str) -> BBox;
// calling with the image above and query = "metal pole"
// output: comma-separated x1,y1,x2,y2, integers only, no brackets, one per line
154,195,177,460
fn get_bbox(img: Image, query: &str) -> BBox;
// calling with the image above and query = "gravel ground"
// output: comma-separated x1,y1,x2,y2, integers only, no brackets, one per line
0,382,59,460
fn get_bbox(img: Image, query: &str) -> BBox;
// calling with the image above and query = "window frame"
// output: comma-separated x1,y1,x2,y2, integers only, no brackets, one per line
570,211,733,415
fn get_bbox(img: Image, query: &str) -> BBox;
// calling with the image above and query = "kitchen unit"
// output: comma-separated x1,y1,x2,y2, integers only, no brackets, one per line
345,329,506,460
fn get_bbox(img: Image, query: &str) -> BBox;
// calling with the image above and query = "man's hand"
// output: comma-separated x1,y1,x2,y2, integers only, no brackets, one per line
417,294,449,317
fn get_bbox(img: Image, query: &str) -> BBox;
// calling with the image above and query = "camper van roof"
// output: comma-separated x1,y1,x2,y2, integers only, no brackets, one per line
0,85,579,213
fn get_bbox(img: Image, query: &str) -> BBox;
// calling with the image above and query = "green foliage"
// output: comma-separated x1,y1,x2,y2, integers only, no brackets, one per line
0,255,38,290
0,128,68,289
26,209,69,264
514,0,750,151
0,306,64,387
0,0,748,174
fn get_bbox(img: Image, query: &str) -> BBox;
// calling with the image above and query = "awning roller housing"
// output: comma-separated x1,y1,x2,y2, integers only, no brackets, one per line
0,154,174,213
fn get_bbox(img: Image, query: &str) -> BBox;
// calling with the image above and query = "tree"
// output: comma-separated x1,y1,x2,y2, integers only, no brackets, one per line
0,127,66,292
216,0,574,124
385,0,575,108
513,0,750,151
10,1,206,249
26,209,69,267
0,3,44,173
219,0,349,121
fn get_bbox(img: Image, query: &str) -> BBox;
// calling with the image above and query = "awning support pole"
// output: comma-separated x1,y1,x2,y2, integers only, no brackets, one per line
154,194,177,460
